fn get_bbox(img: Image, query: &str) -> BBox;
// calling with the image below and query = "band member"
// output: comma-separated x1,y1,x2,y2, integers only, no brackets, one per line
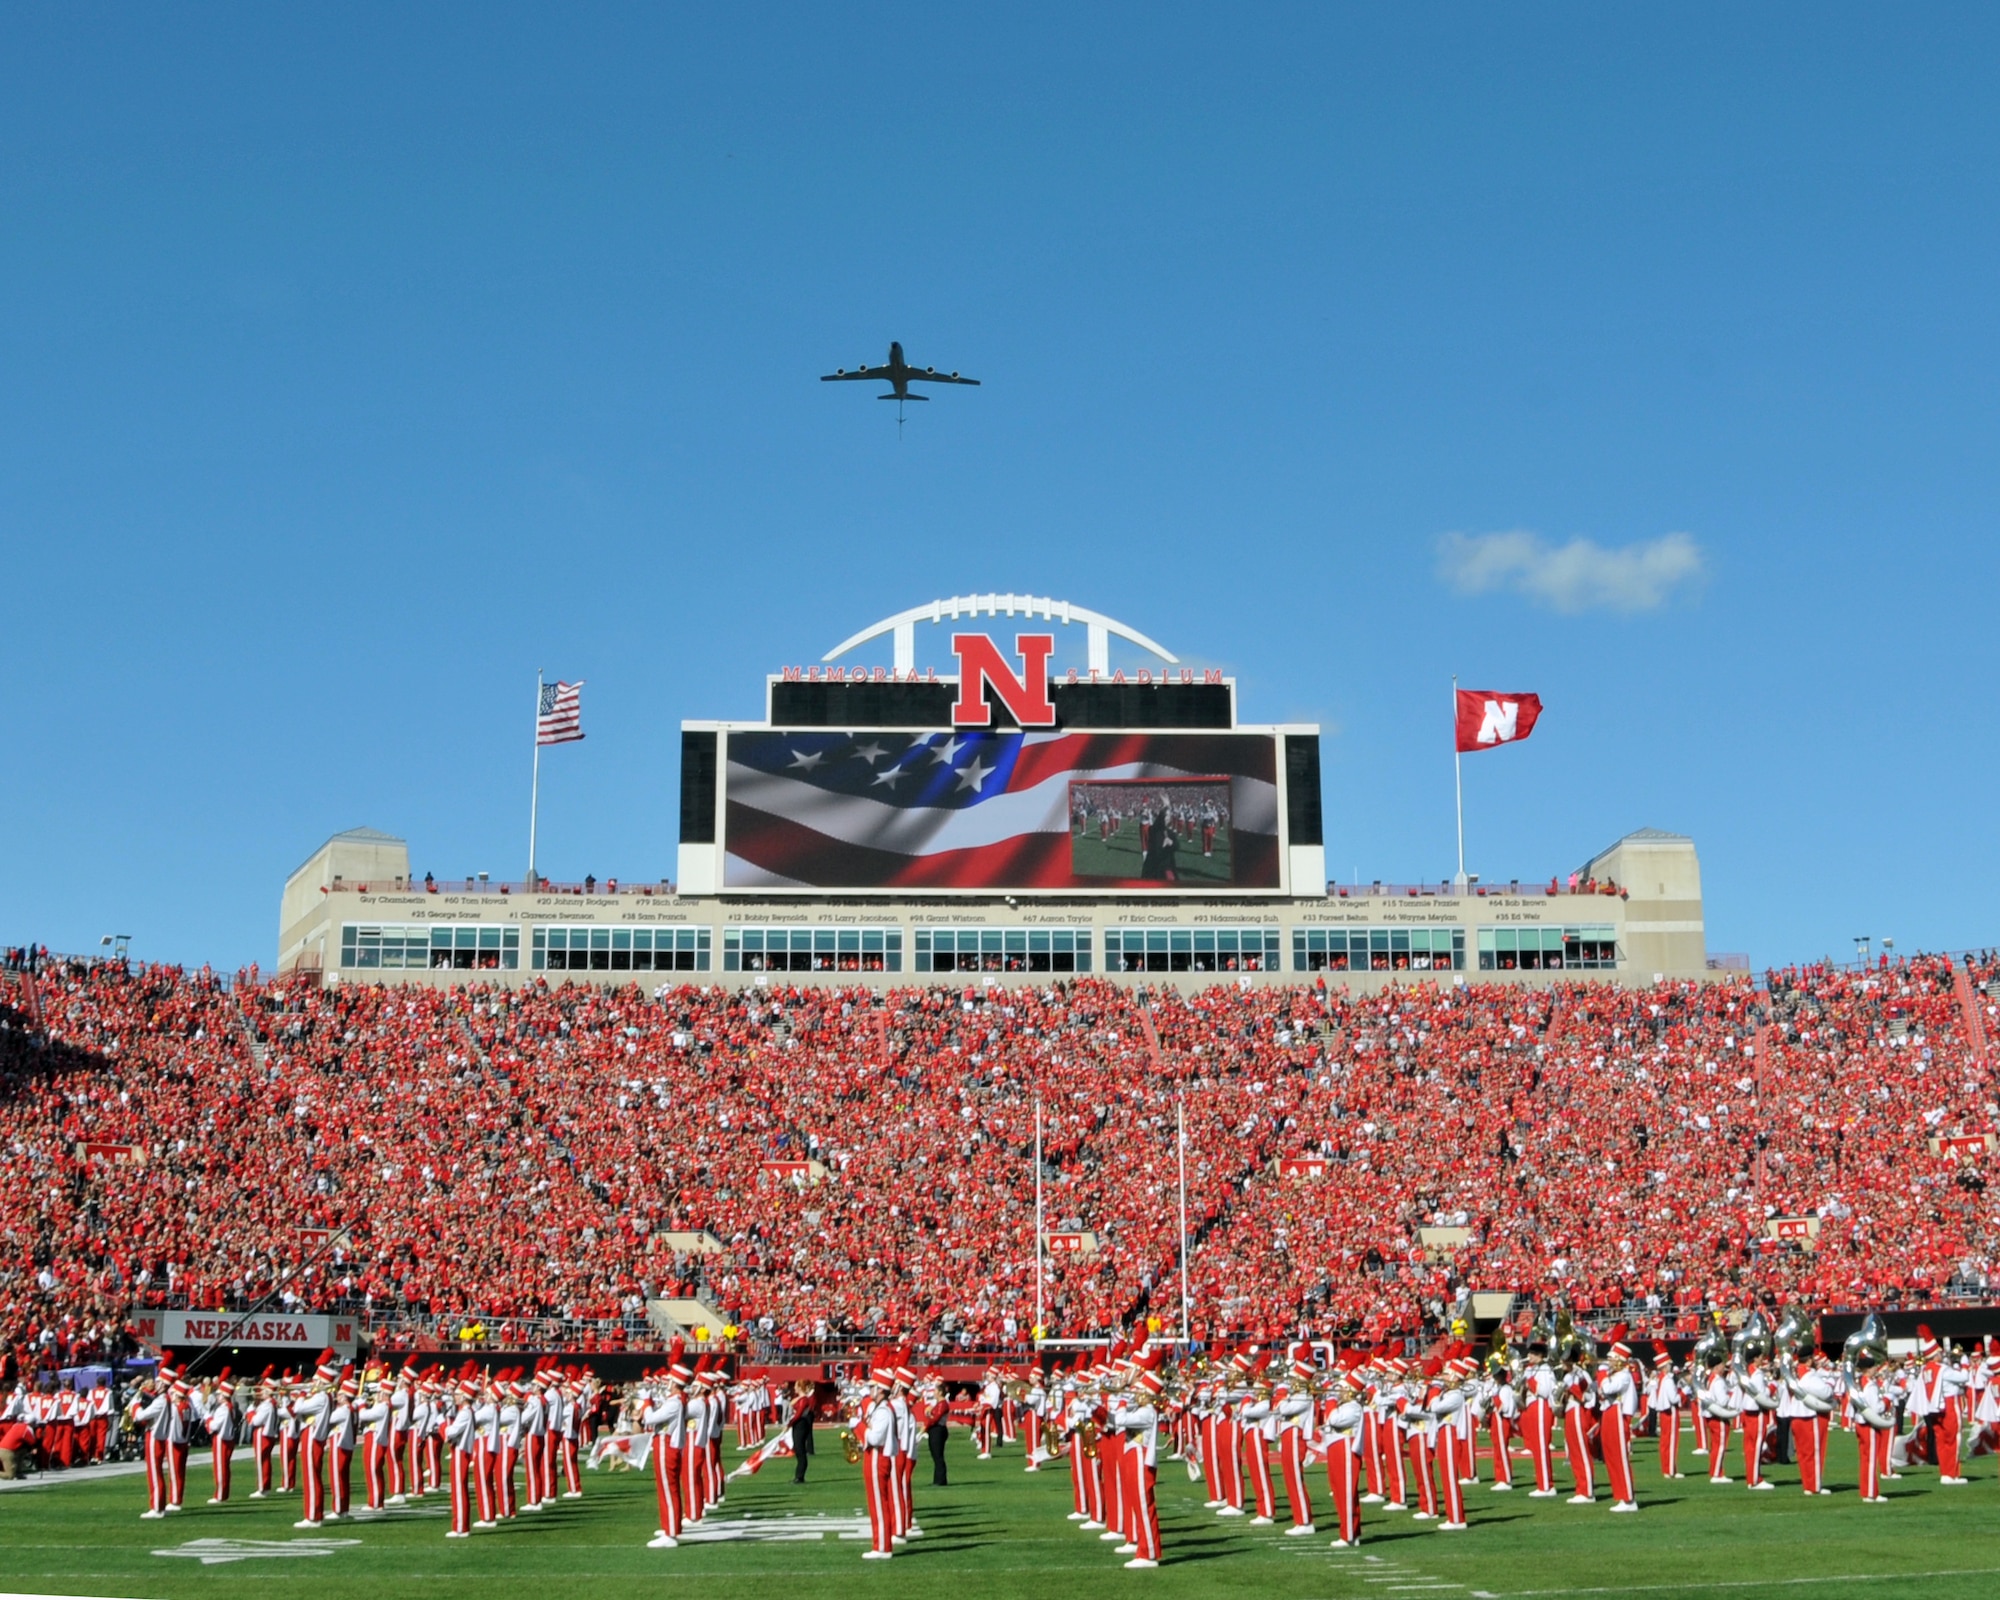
1427,1359,1471,1530
387,1367,413,1504
1522,1345,1559,1496
445,1372,478,1538
1911,1329,1970,1484
861,1364,899,1559
471,1370,500,1528
1485,1359,1518,1489
1646,1346,1685,1478
1111,1366,1165,1567
1321,1363,1367,1547
1698,1357,1740,1484
1780,1354,1836,1495
790,1378,818,1486
1560,1357,1597,1503
358,1376,392,1511
246,1374,278,1497
920,1380,951,1487
1596,1343,1639,1513
293,1354,338,1528
328,1371,358,1519
134,1371,173,1519
644,1352,691,1548
1275,1354,1318,1534
1737,1353,1776,1489
1240,1369,1279,1524
1851,1360,1895,1503
204,1375,240,1503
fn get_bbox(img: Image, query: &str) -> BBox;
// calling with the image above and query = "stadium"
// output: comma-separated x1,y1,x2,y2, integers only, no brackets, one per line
4,597,1998,1600
277,597,1709,992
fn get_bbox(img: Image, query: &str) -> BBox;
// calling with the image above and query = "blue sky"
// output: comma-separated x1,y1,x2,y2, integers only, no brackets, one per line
4,4,1998,971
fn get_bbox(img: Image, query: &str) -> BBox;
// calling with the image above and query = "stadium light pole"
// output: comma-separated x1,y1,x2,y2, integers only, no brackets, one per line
1034,1096,1045,1345
1168,1096,1184,1344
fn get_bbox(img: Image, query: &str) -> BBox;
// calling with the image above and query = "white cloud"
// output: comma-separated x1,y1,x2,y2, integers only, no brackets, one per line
1436,529,1704,613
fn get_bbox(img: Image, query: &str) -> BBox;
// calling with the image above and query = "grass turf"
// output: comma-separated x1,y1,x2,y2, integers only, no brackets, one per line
2,1431,1996,1600
1072,822,1233,885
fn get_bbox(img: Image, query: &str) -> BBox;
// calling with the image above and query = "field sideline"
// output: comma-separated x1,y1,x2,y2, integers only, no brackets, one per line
1,1431,1994,1600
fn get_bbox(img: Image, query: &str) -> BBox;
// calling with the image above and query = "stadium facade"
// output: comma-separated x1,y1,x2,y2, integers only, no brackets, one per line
278,597,1712,990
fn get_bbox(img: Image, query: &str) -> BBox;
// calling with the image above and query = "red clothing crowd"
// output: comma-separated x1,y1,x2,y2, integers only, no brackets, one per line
1,952,1993,1371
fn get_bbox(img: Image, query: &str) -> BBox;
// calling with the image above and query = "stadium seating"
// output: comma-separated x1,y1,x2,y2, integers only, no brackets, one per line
2,952,1994,1372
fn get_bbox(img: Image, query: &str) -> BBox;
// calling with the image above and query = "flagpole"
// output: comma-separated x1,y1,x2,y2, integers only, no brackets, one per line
1453,674,1466,889
1034,1096,1046,1345
1176,1093,1190,1346
528,669,544,885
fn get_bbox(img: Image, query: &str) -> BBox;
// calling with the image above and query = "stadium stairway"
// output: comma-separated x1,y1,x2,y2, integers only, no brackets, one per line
647,1297,732,1342
231,994,269,1071
1952,966,1991,1067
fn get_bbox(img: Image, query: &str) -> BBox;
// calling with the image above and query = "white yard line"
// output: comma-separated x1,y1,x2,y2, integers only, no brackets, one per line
0,1461,146,1491
1470,1568,2000,1599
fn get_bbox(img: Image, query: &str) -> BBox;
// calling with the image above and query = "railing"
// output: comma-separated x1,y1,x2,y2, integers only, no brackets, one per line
1322,882,1631,901
323,878,677,898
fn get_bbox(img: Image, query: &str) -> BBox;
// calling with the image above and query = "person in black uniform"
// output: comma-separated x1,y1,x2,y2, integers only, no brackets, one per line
1139,807,1179,881
789,1380,817,1483
922,1383,951,1486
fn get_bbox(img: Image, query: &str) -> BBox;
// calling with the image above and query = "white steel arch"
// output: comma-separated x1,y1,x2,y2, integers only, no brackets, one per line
823,594,1178,676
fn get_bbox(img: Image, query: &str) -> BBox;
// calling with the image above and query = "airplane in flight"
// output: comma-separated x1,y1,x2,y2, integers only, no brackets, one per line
822,342,980,425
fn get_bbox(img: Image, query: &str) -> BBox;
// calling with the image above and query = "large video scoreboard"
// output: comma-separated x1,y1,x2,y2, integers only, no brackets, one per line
676,597,1323,898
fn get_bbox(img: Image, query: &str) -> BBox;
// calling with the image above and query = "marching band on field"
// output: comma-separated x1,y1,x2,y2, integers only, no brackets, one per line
108,1350,596,1528
26,1303,1989,1565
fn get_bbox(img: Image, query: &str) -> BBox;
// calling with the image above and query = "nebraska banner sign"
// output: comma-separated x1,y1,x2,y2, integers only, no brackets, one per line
1931,1133,1995,1158
1045,1231,1100,1256
131,1311,360,1352
1275,1155,1328,1178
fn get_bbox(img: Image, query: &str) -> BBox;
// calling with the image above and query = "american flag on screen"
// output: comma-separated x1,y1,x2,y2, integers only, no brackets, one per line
723,729,1279,890
537,680,585,746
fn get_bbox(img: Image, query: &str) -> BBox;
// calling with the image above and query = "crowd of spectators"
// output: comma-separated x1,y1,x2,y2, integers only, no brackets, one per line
2,950,1995,1377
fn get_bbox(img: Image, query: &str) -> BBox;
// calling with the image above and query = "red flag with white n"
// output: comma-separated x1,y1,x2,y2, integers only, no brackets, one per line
1455,690,1543,753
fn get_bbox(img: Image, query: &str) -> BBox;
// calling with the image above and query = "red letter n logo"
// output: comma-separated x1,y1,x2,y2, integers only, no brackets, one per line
950,633,1057,727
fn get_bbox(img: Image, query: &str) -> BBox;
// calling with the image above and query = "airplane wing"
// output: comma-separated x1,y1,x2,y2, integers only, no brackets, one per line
905,368,980,386
820,367,881,381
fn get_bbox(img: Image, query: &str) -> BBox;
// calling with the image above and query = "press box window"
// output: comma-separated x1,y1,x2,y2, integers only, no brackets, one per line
914,928,1092,974
1478,925,1619,971
1104,927,1281,973
339,924,517,971
723,927,903,974
532,926,711,972
1292,927,1464,973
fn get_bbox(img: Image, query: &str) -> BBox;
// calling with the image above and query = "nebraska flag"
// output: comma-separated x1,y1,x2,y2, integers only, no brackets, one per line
1455,689,1544,753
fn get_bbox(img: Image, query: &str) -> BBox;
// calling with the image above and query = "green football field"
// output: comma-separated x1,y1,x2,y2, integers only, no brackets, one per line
1072,821,1232,885
2,1431,1996,1600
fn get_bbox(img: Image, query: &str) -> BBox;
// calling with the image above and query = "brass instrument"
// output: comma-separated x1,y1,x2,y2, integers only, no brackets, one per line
1690,1320,1730,1371
1730,1309,1772,1373
1005,1378,1030,1403
1075,1418,1100,1460
1841,1311,1890,1383
1772,1305,1816,1366
839,1426,863,1464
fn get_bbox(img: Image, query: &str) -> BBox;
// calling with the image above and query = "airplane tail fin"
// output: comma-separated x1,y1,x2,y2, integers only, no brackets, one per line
878,393,928,401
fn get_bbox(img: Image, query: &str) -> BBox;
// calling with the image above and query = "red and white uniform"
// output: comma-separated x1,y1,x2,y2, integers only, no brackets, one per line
1646,1362,1685,1478
1779,1362,1835,1495
642,1382,687,1544
1596,1360,1639,1510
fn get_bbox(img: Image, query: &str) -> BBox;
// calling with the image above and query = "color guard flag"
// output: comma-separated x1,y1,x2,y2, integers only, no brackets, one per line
536,680,585,746
1454,689,1543,753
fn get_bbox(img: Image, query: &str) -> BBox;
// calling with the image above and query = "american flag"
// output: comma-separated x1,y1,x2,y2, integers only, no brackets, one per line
537,680,585,746
723,729,1279,890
